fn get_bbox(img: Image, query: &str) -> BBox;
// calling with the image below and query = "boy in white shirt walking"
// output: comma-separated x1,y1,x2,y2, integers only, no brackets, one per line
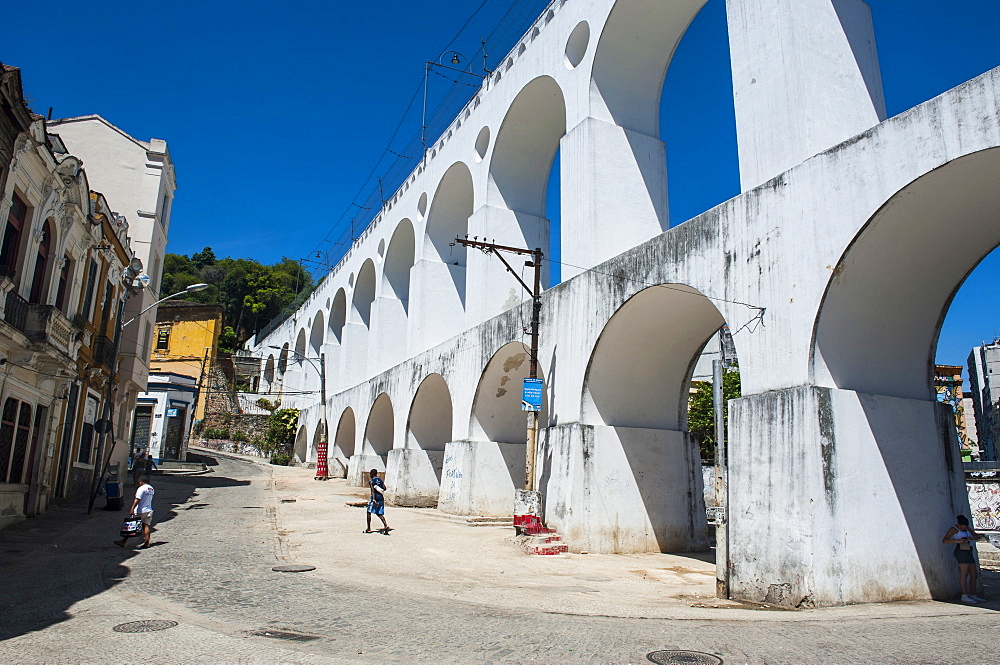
115,475,155,549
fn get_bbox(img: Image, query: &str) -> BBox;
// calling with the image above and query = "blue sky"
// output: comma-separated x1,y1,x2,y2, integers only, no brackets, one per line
3,0,999,370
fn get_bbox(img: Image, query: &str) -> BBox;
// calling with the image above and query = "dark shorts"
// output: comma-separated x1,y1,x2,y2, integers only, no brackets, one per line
367,499,384,516
954,547,975,564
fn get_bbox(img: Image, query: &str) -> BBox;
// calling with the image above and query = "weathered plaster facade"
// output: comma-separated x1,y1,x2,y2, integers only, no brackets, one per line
47,115,176,402
0,102,141,522
252,0,1000,607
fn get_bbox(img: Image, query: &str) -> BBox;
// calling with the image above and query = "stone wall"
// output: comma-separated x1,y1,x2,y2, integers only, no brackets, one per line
198,361,273,454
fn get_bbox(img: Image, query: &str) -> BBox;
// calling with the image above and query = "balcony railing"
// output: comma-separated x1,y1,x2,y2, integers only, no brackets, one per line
4,290,28,333
25,304,78,359
93,335,116,368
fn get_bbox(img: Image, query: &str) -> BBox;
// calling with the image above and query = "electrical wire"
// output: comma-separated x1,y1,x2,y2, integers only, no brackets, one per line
297,0,555,288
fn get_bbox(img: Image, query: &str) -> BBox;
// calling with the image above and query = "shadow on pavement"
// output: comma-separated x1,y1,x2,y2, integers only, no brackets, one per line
0,465,252,641
188,452,220,467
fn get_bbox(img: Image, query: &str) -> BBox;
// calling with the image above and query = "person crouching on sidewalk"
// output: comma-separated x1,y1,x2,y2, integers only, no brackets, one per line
116,475,155,549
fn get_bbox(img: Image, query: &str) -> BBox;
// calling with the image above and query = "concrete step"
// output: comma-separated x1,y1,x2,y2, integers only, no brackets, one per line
155,461,209,475
157,461,206,471
413,509,513,528
512,514,568,555
515,533,569,556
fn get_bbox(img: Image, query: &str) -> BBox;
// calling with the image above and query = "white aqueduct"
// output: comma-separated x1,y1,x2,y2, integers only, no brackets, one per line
251,0,1000,607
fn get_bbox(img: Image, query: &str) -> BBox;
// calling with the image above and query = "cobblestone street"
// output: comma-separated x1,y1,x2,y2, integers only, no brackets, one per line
2,454,998,665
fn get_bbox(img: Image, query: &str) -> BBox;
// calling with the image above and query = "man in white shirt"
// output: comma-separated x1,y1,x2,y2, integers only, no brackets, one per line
115,475,155,549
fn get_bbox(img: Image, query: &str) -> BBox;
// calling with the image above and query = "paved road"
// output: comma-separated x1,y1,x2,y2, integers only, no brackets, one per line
2,454,998,665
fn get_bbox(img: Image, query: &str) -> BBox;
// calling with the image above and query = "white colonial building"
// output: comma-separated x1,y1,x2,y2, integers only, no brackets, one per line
47,116,175,410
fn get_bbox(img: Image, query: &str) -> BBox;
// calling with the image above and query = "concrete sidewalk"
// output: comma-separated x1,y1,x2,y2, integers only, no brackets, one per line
225,447,1000,622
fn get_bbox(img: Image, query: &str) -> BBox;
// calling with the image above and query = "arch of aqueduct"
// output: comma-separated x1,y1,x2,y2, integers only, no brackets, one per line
251,0,1000,607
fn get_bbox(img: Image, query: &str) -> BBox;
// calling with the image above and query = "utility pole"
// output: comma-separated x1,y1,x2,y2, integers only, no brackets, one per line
454,237,543,493
185,348,211,456
712,325,733,598
316,352,329,480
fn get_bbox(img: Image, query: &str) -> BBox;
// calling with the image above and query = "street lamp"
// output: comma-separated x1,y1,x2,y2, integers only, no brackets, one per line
421,50,486,149
269,345,328,480
87,280,209,513
123,283,208,327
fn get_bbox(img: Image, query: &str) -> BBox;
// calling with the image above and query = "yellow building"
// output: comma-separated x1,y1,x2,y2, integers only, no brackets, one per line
128,301,222,462
148,301,222,421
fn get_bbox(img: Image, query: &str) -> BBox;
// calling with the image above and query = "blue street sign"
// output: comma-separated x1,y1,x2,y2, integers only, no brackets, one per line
522,378,543,412
166,408,178,417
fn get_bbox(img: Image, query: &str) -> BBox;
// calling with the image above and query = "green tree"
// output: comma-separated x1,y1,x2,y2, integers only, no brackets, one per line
155,251,314,348
218,325,238,355
263,408,299,460
191,246,217,269
688,367,741,460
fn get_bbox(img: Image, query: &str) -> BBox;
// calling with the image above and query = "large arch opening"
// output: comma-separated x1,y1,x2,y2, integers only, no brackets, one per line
407,373,452,482
332,407,356,476
581,0,736,273
375,220,415,372
801,148,1000,602
292,328,307,392
278,343,289,374
413,162,474,350
572,283,728,553
329,288,347,343
591,0,707,137
489,76,566,217
811,149,1000,401
309,311,324,355
364,393,394,460
263,355,275,392
383,219,415,311
470,342,548,489
583,285,729,430
487,76,566,290
658,0,739,227
344,260,377,384
293,424,308,464
351,260,377,328
425,162,473,303
293,329,306,359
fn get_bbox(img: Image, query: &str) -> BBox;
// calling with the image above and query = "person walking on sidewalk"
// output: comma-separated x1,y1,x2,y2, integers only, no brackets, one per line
365,469,391,534
943,514,985,604
116,475,155,549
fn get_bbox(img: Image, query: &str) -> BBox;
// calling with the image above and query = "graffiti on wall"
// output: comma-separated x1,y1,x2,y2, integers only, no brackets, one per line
968,481,1000,530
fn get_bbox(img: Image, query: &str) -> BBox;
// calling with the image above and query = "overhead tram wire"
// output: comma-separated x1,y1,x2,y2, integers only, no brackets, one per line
297,0,559,285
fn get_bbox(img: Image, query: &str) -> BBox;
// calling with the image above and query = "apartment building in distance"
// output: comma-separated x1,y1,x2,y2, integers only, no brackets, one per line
968,341,1000,461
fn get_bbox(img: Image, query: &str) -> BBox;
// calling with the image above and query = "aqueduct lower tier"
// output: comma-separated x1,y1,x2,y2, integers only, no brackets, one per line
254,0,1000,607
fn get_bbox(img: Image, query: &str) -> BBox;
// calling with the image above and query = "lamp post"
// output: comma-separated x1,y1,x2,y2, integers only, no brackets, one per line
123,283,209,328
87,281,209,513
270,345,328,480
